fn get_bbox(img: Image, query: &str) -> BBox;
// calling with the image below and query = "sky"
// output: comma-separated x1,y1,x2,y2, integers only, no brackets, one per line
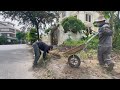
0,15,48,34
0,15,24,30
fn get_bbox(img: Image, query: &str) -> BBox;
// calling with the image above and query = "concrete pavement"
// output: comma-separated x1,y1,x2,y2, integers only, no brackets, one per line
0,44,36,79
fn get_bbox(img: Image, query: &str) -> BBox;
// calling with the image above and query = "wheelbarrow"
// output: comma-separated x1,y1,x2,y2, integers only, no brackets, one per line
63,32,98,68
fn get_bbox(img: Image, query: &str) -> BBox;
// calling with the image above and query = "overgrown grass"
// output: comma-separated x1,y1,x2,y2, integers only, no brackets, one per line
63,39,85,46
79,49,97,60
87,37,99,49
62,36,99,50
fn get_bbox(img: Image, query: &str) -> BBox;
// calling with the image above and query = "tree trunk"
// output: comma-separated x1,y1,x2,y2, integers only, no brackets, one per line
36,24,40,41
110,12,114,30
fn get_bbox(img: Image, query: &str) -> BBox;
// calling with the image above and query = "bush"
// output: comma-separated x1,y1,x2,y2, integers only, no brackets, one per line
26,28,38,44
0,36,8,45
93,22,98,27
87,37,99,49
62,36,99,50
63,39,86,46
113,34,120,50
61,16,86,34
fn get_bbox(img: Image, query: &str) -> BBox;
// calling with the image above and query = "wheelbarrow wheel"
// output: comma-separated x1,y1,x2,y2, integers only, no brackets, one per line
68,55,81,68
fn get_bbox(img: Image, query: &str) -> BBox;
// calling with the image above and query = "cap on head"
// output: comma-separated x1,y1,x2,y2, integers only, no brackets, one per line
95,15,106,22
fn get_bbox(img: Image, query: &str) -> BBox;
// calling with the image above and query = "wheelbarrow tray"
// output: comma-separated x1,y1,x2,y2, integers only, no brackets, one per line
63,32,98,57
63,44,86,57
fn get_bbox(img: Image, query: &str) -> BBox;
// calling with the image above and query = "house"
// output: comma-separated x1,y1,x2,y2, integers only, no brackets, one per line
0,21,18,43
42,11,100,45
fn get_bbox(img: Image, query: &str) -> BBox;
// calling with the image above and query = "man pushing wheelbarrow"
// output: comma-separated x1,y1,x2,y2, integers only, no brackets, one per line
63,15,114,71
95,15,114,71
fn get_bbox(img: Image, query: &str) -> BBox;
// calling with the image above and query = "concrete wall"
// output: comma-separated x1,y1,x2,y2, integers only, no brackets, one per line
57,24,86,45
42,34,51,45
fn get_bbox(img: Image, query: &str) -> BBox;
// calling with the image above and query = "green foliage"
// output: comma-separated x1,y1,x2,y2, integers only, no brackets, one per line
93,22,98,27
25,32,30,42
45,28,52,34
26,28,38,44
61,16,86,34
16,31,26,41
63,35,99,49
87,37,99,49
112,18,120,49
0,36,8,45
102,11,111,19
63,39,86,46
16,31,26,44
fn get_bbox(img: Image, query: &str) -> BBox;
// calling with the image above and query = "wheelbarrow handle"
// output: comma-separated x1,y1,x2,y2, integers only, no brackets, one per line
85,32,99,45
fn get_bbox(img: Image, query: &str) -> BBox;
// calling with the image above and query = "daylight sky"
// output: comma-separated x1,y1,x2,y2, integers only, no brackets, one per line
0,15,24,30
0,15,48,34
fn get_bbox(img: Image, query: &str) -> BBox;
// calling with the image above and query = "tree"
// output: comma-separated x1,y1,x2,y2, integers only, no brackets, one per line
112,11,120,49
26,28,38,44
0,36,8,45
16,31,26,43
1,11,59,40
102,11,116,30
61,16,86,34
25,32,30,43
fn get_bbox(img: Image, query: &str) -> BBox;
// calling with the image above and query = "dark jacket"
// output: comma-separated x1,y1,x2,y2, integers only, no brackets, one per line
98,23,113,47
36,41,50,59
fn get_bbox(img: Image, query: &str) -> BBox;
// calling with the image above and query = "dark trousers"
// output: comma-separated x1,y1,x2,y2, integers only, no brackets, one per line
32,43,41,65
98,46,112,65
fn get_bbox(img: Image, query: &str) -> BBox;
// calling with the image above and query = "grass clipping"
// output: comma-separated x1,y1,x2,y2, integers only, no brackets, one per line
48,49,62,60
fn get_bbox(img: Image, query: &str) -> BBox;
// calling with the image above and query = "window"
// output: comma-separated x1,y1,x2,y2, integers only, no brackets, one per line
10,34,12,37
10,29,15,33
62,11,66,17
2,33,7,37
7,34,10,37
86,14,88,21
89,15,91,22
85,14,92,22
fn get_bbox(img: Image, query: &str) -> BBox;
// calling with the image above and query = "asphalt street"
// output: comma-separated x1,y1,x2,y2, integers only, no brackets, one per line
0,44,36,79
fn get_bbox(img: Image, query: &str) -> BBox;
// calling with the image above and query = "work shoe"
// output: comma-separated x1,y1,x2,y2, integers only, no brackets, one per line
32,64,38,68
106,62,114,71
98,62,105,66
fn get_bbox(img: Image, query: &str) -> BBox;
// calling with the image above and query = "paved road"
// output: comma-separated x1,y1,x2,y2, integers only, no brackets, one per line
0,44,36,79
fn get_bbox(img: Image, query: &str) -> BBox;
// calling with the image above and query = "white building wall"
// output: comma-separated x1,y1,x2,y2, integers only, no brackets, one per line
78,11,100,32
77,11,85,22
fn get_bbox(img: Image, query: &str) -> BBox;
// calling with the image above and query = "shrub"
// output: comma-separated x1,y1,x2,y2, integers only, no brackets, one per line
61,16,86,34
62,36,99,50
